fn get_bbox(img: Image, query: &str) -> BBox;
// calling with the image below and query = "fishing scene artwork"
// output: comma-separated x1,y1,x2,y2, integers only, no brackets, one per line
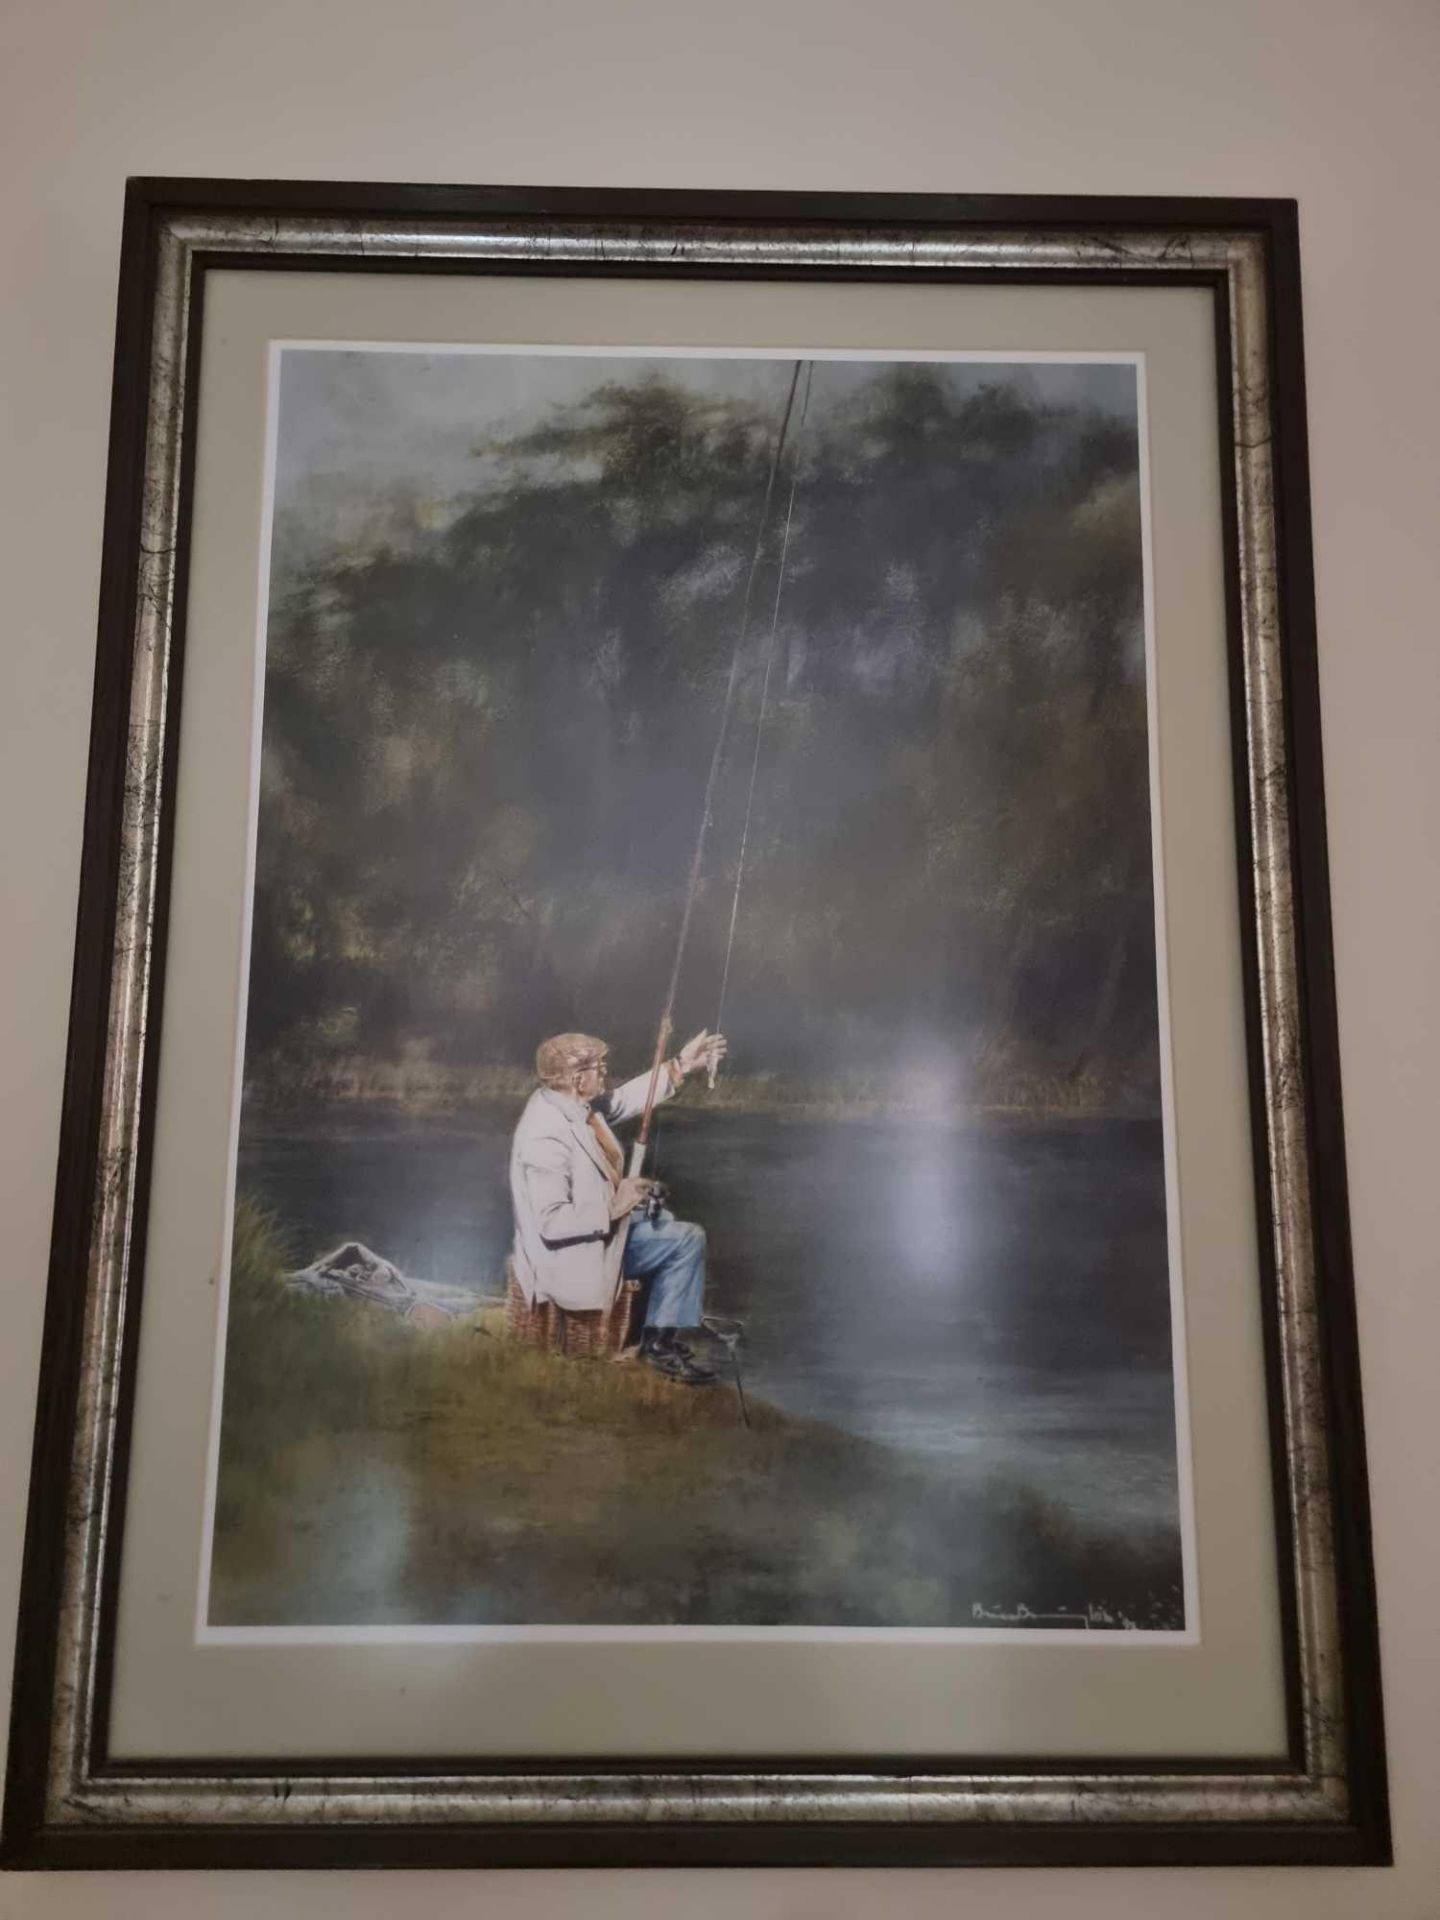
202,343,1193,1636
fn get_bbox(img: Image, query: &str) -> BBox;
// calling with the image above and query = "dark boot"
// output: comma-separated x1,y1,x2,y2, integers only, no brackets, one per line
639,1327,717,1386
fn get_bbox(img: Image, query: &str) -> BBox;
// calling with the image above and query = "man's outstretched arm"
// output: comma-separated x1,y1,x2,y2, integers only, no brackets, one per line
603,1031,728,1125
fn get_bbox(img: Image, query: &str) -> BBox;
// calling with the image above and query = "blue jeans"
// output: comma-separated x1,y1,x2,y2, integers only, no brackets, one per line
623,1206,706,1330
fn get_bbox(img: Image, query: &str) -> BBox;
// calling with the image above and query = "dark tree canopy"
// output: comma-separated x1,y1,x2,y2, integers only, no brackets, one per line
246,361,1158,1112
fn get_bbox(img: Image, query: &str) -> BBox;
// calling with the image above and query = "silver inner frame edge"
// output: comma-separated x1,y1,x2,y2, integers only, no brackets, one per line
44,213,1344,1830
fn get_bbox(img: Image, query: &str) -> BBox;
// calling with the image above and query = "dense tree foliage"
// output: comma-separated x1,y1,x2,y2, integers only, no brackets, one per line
247,364,1159,1109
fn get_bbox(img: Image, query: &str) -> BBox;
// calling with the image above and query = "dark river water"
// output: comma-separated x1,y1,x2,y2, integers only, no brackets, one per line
236,1104,1183,1539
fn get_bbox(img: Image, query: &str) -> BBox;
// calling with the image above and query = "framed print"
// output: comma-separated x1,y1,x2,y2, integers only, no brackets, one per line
1,181,1388,1867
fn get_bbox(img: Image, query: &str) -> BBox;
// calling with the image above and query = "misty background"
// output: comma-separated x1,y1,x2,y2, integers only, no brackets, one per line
244,348,1158,1114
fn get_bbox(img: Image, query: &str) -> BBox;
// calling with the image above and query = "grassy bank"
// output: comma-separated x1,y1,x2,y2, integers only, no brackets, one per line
212,1202,1182,1630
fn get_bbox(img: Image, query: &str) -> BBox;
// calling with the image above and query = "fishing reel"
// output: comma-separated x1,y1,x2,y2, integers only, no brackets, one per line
640,1180,669,1224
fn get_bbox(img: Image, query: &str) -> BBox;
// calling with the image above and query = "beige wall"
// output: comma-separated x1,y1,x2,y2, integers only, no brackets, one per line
2,0,1436,1913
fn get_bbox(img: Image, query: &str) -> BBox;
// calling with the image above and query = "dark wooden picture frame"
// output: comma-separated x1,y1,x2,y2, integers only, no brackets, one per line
1,179,1388,1869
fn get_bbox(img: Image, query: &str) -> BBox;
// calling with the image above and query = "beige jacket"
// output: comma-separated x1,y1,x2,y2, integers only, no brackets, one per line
508,1070,674,1311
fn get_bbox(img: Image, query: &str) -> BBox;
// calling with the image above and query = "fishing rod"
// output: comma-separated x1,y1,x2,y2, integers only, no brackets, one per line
710,359,814,1086
628,358,806,1177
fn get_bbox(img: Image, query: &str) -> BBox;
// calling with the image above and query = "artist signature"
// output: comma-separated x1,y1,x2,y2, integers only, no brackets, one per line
971,1602,1142,1630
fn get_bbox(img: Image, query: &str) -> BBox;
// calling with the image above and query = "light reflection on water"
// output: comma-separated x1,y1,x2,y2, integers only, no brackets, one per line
236,1104,1182,1537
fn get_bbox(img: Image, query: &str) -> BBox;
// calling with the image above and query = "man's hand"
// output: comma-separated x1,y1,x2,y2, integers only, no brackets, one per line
677,1029,728,1079
609,1176,655,1221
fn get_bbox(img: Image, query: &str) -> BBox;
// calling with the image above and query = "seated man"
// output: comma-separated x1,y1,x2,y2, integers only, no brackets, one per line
509,1028,727,1385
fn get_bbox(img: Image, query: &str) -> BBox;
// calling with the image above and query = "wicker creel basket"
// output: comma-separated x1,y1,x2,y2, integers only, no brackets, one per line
504,1260,641,1359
